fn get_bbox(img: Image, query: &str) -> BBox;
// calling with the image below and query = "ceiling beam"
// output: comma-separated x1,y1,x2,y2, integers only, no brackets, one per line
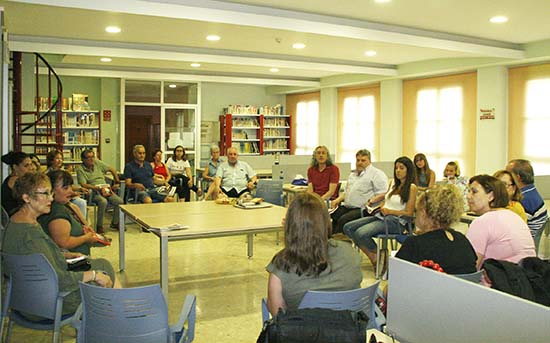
10,35,397,76
13,0,525,59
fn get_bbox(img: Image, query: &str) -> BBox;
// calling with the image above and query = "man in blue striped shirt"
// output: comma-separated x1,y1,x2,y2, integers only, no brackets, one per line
507,159,548,253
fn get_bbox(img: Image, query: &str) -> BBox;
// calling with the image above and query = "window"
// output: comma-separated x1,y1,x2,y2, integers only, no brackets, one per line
286,92,320,155
294,100,319,155
337,85,379,164
403,72,477,178
509,64,550,174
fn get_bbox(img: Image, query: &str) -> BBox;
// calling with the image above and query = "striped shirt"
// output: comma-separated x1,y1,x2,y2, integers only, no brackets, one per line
520,184,548,236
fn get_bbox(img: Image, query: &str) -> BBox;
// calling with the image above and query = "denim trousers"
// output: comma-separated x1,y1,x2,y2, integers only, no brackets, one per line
343,215,404,252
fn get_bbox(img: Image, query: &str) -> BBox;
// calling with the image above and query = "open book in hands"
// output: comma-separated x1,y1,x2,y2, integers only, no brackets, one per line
365,203,382,215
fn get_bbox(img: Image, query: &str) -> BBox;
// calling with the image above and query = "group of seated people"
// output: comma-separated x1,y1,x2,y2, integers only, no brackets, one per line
1,144,547,329
265,146,547,319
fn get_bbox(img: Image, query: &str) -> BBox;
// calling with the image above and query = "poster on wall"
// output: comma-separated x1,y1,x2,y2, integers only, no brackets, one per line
479,108,495,120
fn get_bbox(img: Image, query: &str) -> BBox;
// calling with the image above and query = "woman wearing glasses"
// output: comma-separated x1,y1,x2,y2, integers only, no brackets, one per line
4,172,119,318
165,145,201,201
493,170,527,222
466,174,535,269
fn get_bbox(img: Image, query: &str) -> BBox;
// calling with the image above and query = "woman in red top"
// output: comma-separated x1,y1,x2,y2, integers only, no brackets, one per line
150,149,171,186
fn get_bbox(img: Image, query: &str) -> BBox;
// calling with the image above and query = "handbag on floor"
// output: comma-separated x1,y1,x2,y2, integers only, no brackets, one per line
257,307,368,343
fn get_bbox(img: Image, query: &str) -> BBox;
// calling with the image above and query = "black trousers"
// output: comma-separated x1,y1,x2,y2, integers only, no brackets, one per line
330,206,362,234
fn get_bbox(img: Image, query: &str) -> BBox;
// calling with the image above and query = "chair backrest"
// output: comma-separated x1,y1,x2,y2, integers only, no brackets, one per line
298,281,380,328
78,283,171,343
454,270,484,283
3,253,60,319
255,179,284,206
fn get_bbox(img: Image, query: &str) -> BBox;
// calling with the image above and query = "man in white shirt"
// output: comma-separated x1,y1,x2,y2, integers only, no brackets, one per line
213,147,257,198
330,149,388,234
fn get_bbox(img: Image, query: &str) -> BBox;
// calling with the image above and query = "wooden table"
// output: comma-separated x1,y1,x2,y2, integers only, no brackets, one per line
118,201,287,297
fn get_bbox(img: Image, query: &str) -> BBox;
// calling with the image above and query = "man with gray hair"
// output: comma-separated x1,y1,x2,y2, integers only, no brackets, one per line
507,159,548,252
124,144,174,203
330,149,388,234
213,147,257,198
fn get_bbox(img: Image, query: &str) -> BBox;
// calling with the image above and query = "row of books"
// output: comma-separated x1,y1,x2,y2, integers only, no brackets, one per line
63,147,98,162
62,112,97,127
63,130,99,145
232,118,260,127
225,104,284,115
231,141,260,154
263,139,288,150
264,117,289,127
263,128,288,136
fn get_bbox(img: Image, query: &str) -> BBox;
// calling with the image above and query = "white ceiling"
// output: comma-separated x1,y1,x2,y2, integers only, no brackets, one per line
3,0,550,87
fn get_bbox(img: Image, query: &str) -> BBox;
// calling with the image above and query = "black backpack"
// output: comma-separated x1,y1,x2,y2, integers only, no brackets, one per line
257,308,368,343
482,258,550,306
519,257,550,306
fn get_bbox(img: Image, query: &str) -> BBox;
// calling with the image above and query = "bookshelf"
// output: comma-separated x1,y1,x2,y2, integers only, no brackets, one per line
219,104,291,156
35,110,101,166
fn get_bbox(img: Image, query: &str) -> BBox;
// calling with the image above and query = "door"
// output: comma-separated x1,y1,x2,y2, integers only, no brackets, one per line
124,105,160,164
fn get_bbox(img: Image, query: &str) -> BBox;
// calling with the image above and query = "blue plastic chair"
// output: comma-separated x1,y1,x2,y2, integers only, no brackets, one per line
74,282,196,343
261,281,385,331
454,270,484,283
375,215,414,279
0,253,77,343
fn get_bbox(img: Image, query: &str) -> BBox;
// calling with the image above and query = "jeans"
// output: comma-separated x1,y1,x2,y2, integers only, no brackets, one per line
343,215,405,252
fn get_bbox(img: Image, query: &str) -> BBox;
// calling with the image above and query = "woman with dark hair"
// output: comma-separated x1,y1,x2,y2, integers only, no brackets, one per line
1,151,33,215
396,184,477,274
493,170,527,222
266,192,362,316
165,145,201,201
38,170,104,255
414,153,435,191
466,174,535,269
343,156,417,268
45,149,89,218
4,172,119,319
150,149,171,186
307,145,340,201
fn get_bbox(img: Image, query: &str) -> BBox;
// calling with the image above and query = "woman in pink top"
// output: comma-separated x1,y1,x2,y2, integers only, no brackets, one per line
466,174,536,269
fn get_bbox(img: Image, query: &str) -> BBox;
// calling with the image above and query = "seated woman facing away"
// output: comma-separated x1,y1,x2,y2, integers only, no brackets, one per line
466,174,536,269
3,172,120,319
39,170,102,256
343,156,417,270
396,184,477,274
266,192,362,316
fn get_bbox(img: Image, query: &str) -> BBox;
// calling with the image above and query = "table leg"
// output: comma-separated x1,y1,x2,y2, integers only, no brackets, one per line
160,235,169,298
247,233,253,259
119,208,125,271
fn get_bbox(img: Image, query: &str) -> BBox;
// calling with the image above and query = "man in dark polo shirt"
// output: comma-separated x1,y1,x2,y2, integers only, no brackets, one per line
123,144,175,203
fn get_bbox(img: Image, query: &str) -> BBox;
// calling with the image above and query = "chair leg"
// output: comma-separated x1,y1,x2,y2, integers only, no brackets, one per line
6,320,13,343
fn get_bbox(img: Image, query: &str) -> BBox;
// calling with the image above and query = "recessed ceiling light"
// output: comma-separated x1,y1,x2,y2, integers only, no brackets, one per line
168,84,177,88
100,57,112,62
269,68,279,73
105,26,121,33
364,50,377,57
190,63,201,68
374,0,392,3
490,16,508,23
292,42,306,49
206,35,221,41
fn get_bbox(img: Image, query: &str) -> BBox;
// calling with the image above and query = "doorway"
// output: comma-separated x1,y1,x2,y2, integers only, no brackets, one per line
124,105,160,164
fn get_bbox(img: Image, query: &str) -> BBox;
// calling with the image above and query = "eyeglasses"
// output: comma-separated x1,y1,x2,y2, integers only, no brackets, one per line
175,149,184,152
33,190,53,197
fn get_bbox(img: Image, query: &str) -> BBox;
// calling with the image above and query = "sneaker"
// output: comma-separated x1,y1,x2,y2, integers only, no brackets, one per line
196,188,203,197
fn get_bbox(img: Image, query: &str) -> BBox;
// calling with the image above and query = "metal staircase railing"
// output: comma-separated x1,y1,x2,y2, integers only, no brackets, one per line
13,52,63,159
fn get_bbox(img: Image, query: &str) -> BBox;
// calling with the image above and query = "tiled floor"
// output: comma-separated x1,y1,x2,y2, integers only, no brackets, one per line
8,214,550,342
